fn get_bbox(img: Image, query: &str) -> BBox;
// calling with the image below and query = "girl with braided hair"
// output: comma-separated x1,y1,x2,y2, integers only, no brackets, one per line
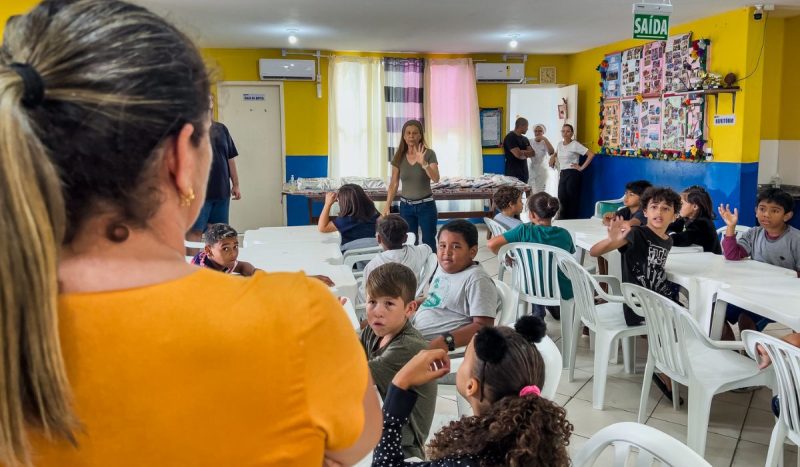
371,316,573,466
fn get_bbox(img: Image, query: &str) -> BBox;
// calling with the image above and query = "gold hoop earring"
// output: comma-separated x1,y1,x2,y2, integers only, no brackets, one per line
180,189,196,207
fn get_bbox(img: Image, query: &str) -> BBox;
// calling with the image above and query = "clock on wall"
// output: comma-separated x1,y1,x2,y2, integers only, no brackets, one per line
539,66,557,84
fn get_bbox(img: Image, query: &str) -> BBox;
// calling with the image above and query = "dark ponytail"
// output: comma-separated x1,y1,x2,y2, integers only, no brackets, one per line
528,192,560,220
427,317,573,466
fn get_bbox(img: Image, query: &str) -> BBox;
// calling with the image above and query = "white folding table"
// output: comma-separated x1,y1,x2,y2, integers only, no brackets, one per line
665,253,797,337
243,226,341,247
711,276,800,337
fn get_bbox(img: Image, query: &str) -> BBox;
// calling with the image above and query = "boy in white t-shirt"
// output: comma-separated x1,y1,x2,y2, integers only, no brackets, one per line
412,220,499,351
362,215,432,294
492,186,523,230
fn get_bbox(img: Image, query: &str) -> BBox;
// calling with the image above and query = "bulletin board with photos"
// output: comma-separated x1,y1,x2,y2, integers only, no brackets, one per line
597,32,709,162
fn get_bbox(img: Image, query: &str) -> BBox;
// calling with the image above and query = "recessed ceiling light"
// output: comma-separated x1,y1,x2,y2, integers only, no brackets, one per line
509,34,519,49
287,29,298,45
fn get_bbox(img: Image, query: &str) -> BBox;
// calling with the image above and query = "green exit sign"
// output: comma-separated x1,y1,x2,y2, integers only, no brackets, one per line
633,13,669,40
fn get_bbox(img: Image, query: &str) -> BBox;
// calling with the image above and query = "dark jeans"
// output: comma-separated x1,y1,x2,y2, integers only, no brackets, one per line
557,169,582,220
724,304,774,331
399,199,438,250
191,198,230,232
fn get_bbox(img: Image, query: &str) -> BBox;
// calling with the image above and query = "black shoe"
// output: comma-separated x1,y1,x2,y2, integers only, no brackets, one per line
652,373,684,406
772,395,780,417
546,306,560,321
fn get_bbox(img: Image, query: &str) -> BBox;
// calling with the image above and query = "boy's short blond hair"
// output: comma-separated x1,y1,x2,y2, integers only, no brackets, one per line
365,263,417,304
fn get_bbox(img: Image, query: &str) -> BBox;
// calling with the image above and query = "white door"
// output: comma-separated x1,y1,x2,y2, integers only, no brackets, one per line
217,83,284,230
507,85,579,196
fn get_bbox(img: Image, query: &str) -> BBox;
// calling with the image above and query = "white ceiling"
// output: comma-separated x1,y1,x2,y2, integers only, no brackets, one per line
134,0,800,54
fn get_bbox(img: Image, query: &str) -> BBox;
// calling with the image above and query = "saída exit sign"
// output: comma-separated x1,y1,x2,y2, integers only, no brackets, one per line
633,13,669,40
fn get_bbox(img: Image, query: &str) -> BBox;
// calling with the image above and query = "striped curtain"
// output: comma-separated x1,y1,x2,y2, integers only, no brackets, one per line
384,58,424,162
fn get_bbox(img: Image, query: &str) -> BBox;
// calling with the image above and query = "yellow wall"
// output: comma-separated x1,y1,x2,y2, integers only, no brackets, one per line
779,15,800,140
568,8,765,163
0,0,38,37
760,17,784,140
203,48,570,156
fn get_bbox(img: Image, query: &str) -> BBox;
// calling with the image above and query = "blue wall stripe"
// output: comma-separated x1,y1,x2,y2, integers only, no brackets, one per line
282,154,768,229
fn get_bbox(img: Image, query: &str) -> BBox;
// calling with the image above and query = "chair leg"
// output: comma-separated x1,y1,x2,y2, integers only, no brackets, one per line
672,381,680,411
589,329,595,350
686,385,713,456
639,357,655,423
560,301,574,369
765,422,787,467
569,317,582,382
621,336,635,374
609,337,619,364
592,333,613,410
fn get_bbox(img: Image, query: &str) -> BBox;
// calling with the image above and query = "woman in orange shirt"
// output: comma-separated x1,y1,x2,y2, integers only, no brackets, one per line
0,1,380,466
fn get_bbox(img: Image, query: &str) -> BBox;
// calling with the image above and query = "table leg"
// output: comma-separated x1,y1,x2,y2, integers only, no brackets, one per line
307,197,314,225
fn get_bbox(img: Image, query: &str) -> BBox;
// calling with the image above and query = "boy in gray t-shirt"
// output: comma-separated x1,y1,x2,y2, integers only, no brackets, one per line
719,188,800,336
411,220,499,349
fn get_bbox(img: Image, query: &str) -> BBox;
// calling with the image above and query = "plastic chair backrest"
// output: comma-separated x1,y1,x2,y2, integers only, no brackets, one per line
184,240,205,249
536,335,563,400
742,330,800,442
343,245,383,269
405,232,416,246
572,422,711,467
593,196,624,218
493,278,521,326
416,253,438,297
483,217,508,238
622,283,691,381
557,256,602,328
498,242,571,307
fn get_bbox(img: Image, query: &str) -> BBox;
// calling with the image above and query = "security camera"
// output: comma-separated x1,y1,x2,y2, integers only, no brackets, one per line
754,4,764,20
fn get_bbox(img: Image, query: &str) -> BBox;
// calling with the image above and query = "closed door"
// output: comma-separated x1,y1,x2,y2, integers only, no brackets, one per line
217,83,284,230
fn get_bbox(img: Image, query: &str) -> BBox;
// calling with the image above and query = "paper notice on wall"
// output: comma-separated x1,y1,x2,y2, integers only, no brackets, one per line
621,46,643,97
641,41,666,95
602,100,621,148
243,93,265,101
661,96,687,151
639,98,662,150
604,53,622,98
482,115,498,140
686,103,704,149
713,114,735,126
620,99,641,150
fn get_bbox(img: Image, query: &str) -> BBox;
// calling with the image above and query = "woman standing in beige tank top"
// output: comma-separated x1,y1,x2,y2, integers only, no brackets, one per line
384,120,441,249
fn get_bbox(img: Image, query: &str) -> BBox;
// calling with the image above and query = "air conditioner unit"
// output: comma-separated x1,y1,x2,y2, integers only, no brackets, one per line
259,59,316,81
475,63,525,83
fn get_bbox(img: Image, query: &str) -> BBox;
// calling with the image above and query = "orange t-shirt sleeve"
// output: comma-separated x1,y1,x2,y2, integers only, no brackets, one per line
301,278,369,451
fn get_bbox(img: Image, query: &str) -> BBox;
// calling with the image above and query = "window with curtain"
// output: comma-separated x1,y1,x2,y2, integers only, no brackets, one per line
328,56,385,179
384,58,424,163
424,58,482,211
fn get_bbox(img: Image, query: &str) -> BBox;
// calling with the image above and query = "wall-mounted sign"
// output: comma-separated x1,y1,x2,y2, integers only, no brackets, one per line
243,93,265,101
713,114,736,126
633,14,670,40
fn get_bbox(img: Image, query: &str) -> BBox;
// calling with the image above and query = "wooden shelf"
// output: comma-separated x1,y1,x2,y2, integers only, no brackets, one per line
669,86,741,113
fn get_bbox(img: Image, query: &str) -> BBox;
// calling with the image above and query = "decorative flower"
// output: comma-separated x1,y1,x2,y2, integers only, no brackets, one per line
690,49,699,60
690,146,698,157
635,94,643,103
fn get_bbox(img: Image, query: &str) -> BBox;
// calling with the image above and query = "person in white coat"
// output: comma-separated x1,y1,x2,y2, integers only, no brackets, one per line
527,123,555,194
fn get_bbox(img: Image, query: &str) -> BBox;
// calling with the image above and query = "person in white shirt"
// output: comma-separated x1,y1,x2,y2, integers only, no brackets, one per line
362,215,433,296
527,124,555,194
549,123,596,219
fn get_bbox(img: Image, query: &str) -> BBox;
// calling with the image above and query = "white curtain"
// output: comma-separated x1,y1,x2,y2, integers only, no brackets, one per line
328,56,386,179
424,58,482,210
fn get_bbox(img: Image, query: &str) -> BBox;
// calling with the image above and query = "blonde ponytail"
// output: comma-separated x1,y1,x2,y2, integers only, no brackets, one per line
0,70,76,465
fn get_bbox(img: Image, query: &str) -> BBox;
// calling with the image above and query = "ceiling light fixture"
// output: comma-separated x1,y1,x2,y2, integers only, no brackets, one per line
509,34,519,49
287,29,298,45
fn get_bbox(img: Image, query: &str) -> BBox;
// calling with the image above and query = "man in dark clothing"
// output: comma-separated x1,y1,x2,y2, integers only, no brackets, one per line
503,117,534,183
187,97,241,244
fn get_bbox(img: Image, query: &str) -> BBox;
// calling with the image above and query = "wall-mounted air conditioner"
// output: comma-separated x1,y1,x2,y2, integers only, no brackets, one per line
475,63,525,83
259,59,316,81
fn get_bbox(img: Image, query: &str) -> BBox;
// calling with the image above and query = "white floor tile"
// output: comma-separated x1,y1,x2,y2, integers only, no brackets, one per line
740,406,779,446
649,395,748,439
564,397,638,438
732,439,797,467
479,256,500,277
574,374,662,415
556,368,593,397
644,417,738,467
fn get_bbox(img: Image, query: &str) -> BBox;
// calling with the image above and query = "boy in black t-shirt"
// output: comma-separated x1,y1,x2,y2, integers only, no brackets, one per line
590,186,682,326
603,179,653,227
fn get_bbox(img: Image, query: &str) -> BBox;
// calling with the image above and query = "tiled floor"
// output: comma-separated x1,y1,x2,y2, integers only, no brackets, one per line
421,225,793,467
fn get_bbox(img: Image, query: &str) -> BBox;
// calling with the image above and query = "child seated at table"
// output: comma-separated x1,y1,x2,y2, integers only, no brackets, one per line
362,214,432,293
718,188,800,337
191,223,256,275
668,186,722,253
372,316,572,466
591,187,682,403
492,185,523,230
603,179,653,227
360,263,436,460
317,183,379,252
412,220,499,351
486,192,575,320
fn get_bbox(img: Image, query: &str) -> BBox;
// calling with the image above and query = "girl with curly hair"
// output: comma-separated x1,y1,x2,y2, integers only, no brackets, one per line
371,316,573,466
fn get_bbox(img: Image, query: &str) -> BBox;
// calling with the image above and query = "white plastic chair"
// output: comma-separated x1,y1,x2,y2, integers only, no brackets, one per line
741,330,796,467
623,283,773,456
572,422,711,467
184,240,205,263
484,217,513,281
716,225,751,254
558,257,646,410
343,245,383,270
497,242,575,368
593,196,624,219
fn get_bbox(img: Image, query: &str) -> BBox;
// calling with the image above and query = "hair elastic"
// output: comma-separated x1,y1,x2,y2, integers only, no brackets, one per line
9,62,45,108
519,385,541,398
